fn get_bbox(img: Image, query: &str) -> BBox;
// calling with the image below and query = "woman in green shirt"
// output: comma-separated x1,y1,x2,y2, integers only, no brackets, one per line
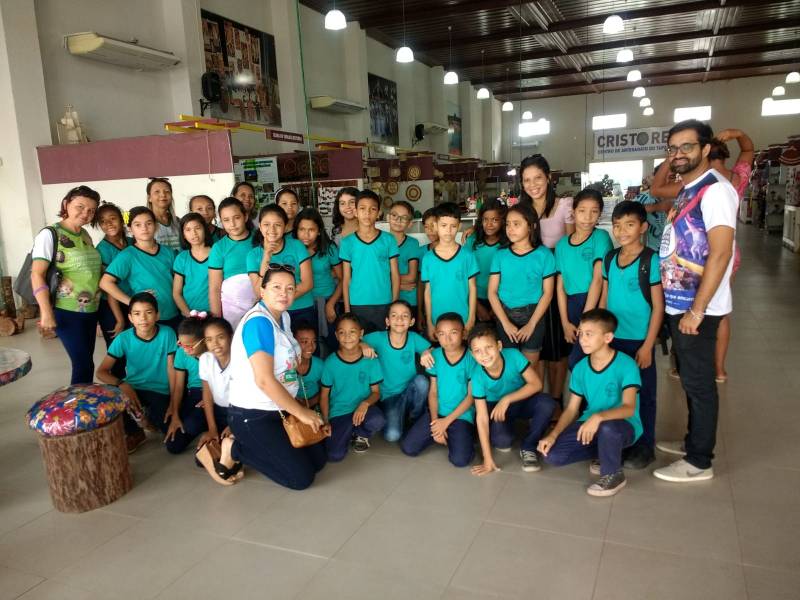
30,185,102,384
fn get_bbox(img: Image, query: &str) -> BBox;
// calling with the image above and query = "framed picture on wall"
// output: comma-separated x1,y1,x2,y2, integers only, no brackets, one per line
368,73,399,146
448,114,462,156
201,9,281,127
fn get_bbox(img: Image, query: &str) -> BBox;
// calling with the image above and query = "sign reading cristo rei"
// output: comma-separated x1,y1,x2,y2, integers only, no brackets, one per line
594,126,671,160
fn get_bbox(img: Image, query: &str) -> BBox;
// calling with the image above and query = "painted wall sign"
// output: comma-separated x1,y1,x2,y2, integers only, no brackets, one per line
593,126,671,160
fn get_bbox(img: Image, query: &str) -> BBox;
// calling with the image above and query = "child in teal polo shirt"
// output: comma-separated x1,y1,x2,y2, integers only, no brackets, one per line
463,199,507,322
294,322,324,407
100,206,180,331
468,324,556,476
539,309,642,497
339,190,400,333
96,292,176,454
421,202,479,339
401,312,476,468
554,188,613,370
173,213,212,315
320,313,386,461
601,201,664,470
387,201,421,310
363,300,433,442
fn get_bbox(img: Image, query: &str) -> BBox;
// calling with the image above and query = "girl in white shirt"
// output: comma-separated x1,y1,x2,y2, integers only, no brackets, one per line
196,317,234,449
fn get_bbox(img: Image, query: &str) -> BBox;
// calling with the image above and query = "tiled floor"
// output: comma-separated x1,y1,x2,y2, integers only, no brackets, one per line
1,224,798,600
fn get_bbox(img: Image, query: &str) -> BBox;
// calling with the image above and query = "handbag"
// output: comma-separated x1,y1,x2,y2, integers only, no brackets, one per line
13,226,62,305
279,373,328,448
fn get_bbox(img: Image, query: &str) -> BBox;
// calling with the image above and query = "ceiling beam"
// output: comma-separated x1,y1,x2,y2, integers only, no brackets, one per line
472,40,800,85
452,17,800,70
358,0,523,30
413,0,779,52
493,57,800,98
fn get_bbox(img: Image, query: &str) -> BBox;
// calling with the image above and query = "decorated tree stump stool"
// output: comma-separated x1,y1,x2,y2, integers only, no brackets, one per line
27,384,133,513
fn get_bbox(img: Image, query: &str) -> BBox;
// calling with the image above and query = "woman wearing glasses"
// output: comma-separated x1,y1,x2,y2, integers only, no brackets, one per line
30,186,103,384
206,263,328,488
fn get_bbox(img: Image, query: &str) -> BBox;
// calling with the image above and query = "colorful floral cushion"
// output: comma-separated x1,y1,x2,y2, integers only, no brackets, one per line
27,384,127,437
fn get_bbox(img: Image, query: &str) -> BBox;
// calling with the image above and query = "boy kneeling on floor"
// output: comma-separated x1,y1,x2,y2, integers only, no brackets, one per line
538,308,642,497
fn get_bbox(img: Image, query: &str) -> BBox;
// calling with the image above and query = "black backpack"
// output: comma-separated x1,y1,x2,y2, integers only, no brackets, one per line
13,226,61,305
604,246,669,354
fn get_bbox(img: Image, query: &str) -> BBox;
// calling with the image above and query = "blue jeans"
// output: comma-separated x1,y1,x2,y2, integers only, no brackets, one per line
227,405,327,490
380,374,429,442
401,410,475,467
611,338,656,450
54,308,98,385
486,392,556,451
543,419,634,476
327,405,386,462
566,293,587,371
164,388,228,454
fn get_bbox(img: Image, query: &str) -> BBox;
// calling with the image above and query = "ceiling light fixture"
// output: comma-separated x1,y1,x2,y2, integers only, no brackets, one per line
627,69,642,82
603,15,624,34
616,48,633,63
639,97,651,107
324,2,346,31
476,50,490,99
522,110,533,120
786,72,800,84
632,86,646,98
443,26,458,84
395,0,413,63
502,68,513,111
507,168,517,176
643,107,654,116
772,85,786,96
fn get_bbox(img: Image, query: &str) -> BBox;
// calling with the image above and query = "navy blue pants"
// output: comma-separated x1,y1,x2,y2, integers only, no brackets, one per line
543,419,635,476
159,315,183,334
401,410,475,467
566,293,588,371
289,305,317,330
164,388,229,454
97,299,127,379
611,338,656,450
227,405,327,490
123,388,170,435
486,392,556,451
327,405,386,462
54,308,98,385
351,304,389,334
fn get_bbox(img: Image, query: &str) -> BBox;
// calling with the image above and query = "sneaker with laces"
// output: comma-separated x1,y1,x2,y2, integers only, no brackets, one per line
520,449,541,472
352,436,370,453
653,459,713,482
655,440,686,456
587,470,626,497
589,459,601,476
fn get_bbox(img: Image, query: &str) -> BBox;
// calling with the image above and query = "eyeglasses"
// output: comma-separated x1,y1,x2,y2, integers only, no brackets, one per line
267,263,296,274
177,338,204,351
388,212,411,222
666,142,700,156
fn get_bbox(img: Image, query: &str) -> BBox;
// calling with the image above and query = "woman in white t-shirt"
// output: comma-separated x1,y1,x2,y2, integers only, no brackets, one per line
202,264,329,489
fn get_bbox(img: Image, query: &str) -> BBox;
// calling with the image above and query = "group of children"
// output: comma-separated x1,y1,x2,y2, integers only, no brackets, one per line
91,179,665,497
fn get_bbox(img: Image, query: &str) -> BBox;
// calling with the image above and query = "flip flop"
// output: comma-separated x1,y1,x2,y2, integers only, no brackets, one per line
195,442,235,486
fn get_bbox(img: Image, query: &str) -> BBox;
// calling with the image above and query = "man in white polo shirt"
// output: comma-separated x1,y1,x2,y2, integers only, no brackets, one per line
654,119,737,483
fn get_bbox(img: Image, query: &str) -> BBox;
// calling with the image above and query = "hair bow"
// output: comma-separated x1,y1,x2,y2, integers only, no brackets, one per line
189,310,208,320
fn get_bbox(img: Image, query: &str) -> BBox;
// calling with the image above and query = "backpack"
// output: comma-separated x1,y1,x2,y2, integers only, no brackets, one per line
13,226,62,305
604,246,670,354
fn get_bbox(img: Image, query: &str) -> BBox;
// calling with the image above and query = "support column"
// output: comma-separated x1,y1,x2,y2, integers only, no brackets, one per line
162,0,204,119
429,66,448,155
0,0,51,275
343,23,369,143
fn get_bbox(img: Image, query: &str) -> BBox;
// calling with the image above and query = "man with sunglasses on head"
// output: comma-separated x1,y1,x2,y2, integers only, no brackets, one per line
653,119,737,484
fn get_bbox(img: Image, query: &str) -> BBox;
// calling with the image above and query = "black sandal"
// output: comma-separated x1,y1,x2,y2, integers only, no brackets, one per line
195,441,235,486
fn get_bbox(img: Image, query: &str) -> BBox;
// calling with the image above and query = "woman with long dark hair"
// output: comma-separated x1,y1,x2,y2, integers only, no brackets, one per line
330,187,359,244
518,155,575,403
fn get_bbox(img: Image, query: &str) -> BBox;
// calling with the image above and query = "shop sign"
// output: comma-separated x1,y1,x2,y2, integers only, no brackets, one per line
268,129,304,144
594,126,671,160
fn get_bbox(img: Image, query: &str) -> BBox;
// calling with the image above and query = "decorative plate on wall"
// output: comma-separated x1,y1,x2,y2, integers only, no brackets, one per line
386,180,399,195
390,166,402,178
407,165,421,181
405,184,422,202
383,196,393,209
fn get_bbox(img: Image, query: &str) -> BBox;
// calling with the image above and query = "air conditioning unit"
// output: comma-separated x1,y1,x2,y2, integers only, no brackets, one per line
309,96,366,114
419,122,448,134
64,32,180,71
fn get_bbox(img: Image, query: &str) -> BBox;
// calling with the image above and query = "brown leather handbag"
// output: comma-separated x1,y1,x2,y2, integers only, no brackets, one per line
280,378,328,448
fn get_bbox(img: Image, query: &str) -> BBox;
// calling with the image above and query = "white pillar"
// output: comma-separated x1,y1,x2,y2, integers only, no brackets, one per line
0,0,51,275
162,0,204,119
429,66,448,155
343,24,369,143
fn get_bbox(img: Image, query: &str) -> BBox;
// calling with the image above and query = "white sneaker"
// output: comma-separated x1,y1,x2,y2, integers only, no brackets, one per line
656,440,686,456
653,459,714,483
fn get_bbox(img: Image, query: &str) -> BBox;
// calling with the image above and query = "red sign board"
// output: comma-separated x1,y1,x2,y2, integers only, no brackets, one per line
268,129,304,144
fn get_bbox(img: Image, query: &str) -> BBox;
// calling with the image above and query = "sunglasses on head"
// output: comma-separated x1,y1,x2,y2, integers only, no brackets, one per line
267,263,296,274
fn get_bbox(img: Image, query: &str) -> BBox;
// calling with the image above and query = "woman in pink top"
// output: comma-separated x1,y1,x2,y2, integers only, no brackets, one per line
518,155,575,402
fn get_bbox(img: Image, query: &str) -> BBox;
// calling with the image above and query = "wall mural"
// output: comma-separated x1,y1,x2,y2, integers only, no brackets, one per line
201,10,281,126
368,73,399,146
